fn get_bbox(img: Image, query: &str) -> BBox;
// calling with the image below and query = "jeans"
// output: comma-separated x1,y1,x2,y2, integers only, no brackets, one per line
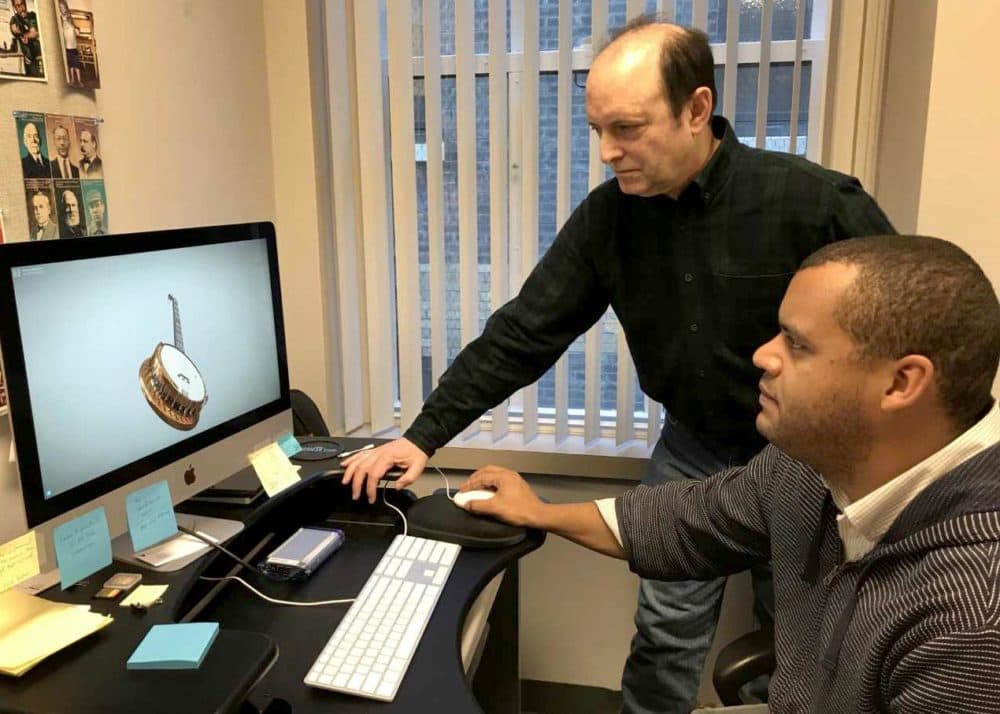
620,415,774,714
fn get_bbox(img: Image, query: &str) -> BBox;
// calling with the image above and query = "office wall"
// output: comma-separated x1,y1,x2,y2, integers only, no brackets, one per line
97,0,275,233
913,1,1000,282
876,1,999,393
874,0,937,234
261,0,337,430
877,0,999,279
0,0,276,543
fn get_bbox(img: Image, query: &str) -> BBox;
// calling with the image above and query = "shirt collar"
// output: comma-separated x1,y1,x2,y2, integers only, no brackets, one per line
830,401,1000,549
682,115,740,205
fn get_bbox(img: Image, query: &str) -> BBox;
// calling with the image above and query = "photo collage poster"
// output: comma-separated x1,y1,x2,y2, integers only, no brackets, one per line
15,111,108,240
0,0,47,82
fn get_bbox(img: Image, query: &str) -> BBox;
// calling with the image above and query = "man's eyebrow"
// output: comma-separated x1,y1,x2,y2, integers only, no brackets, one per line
779,322,810,344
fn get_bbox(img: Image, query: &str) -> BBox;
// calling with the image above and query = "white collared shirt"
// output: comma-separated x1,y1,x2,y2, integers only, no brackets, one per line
595,402,1000,557
829,401,1000,561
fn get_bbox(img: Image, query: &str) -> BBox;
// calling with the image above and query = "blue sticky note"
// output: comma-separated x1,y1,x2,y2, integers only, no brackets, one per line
126,480,178,552
277,432,302,458
126,622,220,670
53,507,112,590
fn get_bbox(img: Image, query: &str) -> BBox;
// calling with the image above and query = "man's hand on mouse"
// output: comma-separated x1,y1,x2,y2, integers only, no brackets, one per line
340,437,428,504
458,465,543,528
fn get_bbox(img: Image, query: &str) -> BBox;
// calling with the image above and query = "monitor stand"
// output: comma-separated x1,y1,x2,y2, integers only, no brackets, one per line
110,513,244,573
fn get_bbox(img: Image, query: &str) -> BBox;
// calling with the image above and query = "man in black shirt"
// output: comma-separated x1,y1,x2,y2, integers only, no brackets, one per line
343,19,894,713
9,0,42,78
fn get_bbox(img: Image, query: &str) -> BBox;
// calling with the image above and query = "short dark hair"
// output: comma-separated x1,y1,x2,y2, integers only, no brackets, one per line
607,15,717,118
801,235,1000,429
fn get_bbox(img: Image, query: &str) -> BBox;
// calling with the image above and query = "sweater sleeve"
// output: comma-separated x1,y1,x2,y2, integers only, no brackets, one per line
887,628,1000,712
403,189,614,455
615,445,778,580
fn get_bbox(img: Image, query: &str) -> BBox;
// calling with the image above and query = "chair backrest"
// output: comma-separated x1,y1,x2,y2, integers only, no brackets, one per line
289,389,330,437
712,624,774,706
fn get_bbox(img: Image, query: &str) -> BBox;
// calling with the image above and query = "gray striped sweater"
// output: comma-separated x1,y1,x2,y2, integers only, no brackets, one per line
616,443,1000,712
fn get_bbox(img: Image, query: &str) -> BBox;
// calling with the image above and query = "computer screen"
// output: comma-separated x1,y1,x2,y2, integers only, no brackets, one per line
0,222,290,529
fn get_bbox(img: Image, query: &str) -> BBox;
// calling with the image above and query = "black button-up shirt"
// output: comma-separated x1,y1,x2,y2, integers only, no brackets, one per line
405,116,895,462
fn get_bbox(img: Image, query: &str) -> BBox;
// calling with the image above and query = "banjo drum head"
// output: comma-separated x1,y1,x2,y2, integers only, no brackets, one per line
157,344,207,402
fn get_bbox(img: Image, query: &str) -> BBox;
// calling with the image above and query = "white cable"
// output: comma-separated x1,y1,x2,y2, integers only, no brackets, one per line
430,464,454,499
199,575,355,607
381,477,408,536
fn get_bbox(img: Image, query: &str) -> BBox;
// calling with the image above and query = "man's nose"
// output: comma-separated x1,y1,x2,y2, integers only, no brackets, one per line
600,135,623,164
752,336,782,374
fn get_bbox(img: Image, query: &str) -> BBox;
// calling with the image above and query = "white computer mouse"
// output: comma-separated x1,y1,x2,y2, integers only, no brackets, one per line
453,489,496,508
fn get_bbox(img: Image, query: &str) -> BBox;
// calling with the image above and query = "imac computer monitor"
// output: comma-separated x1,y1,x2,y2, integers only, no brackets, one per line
0,222,291,541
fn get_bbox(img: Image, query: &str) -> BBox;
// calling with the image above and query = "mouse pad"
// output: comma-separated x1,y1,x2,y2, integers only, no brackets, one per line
406,492,526,549
290,437,343,462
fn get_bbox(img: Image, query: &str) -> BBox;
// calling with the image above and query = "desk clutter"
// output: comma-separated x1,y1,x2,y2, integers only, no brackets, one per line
0,589,112,677
0,431,310,682
0,431,310,600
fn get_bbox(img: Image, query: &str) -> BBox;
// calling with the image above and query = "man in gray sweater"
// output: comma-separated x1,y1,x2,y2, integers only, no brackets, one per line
460,235,1000,712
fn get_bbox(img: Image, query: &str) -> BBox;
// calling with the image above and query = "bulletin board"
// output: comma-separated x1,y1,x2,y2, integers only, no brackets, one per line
0,0,99,243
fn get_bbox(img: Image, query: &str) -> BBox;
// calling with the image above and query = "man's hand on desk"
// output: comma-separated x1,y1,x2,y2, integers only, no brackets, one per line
340,437,428,503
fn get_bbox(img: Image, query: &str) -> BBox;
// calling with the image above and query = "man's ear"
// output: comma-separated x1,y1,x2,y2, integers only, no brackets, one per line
688,87,714,132
882,355,935,412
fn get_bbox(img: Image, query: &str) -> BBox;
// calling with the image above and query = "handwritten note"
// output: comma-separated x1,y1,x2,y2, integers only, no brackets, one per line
126,480,178,552
249,443,302,497
0,531,40,593
277,432,303,458
52,508,112,590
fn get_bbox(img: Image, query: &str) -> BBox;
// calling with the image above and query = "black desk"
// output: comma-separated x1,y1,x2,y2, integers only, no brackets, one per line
0,440,543,713
0,556,276,714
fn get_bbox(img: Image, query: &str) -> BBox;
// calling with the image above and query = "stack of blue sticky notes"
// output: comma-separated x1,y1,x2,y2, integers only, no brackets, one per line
126,622,220,670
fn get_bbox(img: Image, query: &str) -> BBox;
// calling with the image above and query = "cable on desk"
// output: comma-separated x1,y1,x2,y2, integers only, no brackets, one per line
177,524,259,571
179,524,355,607
431,464,455,499
380,476,408,536
377,464,454,536
198,575,354,607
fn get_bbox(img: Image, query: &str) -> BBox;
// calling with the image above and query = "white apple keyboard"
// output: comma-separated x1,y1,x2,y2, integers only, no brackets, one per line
304,534,461,701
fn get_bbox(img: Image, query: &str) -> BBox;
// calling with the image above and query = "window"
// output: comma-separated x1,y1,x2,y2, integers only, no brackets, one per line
325,0,829,455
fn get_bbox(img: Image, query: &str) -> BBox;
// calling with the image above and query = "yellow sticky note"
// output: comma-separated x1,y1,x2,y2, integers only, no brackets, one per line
120,584,169,608
248,442,302,497
0,531,40,594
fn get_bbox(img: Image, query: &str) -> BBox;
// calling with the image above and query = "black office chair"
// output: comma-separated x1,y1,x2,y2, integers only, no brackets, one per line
290,388,330,437
712,624,775,705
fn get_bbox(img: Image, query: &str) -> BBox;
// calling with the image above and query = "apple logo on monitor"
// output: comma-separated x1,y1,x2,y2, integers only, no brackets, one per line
184,465,196,486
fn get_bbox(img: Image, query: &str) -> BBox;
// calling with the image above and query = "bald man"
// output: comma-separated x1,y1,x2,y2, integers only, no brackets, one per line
342,18,895,712
50,125,79,179
20,122,50,179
